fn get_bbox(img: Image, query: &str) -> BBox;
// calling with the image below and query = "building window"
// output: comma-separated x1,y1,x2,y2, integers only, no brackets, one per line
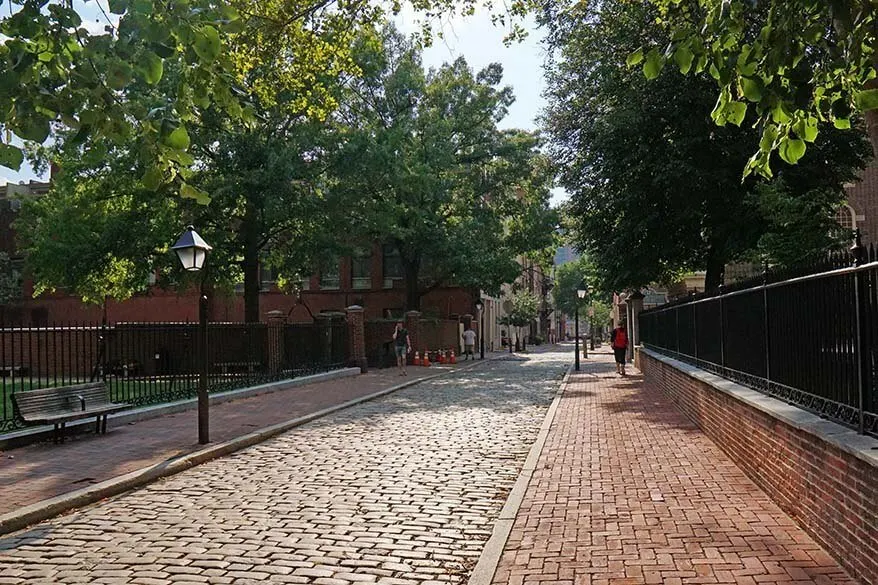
259,262,276,291
836,205,856,230
382,244,403,280
352,247,372,290
319,257,340,290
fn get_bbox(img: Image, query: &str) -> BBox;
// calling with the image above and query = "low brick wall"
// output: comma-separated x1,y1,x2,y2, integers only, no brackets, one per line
637,347,877,585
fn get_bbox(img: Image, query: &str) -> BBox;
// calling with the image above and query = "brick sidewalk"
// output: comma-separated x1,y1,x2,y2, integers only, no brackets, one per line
0,360,480,516
492,350,859,585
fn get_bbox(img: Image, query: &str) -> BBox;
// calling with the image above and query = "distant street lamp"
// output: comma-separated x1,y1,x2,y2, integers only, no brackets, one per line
575,282,588,371
475,299,485,360
588,306,596,350
172,226,212,444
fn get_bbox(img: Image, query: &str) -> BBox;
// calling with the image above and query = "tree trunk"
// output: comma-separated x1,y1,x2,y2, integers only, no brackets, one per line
242,202,261,323
704,242,726,292
403,256,421,311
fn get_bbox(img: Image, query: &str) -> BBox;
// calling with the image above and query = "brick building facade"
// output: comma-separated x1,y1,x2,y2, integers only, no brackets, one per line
842,158,878,245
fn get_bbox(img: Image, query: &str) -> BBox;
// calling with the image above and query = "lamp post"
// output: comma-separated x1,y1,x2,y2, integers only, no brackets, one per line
588,306,596,350
475,299,485,359
171,226,212,444
574,283,587,371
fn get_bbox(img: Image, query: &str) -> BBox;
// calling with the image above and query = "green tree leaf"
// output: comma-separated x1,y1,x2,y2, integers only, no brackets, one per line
759,124,779,151
854,89,878,111
164,126,190,150
108,0,128,14
800,116,818,142
740,77,762,102
0,144,24,171
15,114,51,142
193,25,222,63
642,48,662,80
140,166,164,190
779,137,806,164
726,101,747,126
140,51,164,85
626,48,644,67
673,46,693,74
106,62,133,90
180,182,211,205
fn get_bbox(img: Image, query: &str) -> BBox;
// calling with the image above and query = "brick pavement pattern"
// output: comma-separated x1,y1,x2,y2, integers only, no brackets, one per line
492,350,859,585
0,352,567,584
0,365,473,515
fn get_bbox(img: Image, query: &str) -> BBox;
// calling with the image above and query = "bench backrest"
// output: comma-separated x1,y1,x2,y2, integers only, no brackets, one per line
13,382,111,418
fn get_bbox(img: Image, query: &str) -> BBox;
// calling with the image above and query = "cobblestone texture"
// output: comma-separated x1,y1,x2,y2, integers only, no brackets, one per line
1,365,476,515
0,353,567,585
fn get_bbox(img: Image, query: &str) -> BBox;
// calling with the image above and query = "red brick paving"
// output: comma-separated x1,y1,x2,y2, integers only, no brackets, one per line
492,349,860,585
0,363,464,515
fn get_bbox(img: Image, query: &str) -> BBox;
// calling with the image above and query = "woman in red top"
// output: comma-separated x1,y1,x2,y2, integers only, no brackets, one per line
611,323,629,376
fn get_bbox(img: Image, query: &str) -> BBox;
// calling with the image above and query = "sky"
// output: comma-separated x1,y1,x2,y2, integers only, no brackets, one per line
1,2,563,203
395,8,549,133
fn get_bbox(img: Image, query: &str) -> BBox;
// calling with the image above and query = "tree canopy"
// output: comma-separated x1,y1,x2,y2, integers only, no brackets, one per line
18,108,344,320
0,0,536,199
18,23,558,321
542,0,869,291
622,0,878,177
333,26,557,310
552,255,594,318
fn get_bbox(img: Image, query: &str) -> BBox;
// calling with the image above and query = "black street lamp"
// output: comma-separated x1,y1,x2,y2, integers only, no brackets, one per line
575,283,587,371
172,226,212,444
475,299,485,359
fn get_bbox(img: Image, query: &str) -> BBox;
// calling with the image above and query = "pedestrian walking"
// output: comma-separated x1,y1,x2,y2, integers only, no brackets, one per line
393,321,412,376
462,327,477,360
610,323,629,376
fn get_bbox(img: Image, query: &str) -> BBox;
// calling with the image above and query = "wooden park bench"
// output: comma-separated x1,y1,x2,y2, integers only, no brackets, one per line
12,382,128,443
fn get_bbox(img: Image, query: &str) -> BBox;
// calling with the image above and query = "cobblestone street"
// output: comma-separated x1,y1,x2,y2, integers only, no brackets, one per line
0,352,567,585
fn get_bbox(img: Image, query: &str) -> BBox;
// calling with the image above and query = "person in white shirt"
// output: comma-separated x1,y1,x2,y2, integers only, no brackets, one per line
462,327,477,360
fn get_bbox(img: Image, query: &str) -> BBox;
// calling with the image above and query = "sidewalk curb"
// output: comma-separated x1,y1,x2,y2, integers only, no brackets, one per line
0,357,501,536
467,362,573,585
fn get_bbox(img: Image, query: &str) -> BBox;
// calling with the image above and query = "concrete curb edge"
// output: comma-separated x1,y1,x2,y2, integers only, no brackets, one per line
467,362,573,585
0,357,499,536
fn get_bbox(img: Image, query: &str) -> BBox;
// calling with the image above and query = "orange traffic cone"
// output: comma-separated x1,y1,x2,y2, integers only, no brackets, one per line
413,351,421,366
422,350,432,367
450,349,457,364
438,350,447,364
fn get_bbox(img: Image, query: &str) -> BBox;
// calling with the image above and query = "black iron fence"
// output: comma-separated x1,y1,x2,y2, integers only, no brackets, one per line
640,247,878,438
0,319,350,432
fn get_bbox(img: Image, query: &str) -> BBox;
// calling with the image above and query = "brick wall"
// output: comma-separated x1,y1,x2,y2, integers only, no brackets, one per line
638,349,877,585
845,159,878,246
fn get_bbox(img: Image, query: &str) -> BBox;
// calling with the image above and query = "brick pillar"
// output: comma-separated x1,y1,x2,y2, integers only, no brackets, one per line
346,305,367,373
265,310,285,375
405,310,422,365
625,300,634,362
627,290,645,348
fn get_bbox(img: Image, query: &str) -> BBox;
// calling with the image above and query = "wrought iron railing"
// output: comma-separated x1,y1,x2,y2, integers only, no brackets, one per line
0,320,350,432
640,246,878,438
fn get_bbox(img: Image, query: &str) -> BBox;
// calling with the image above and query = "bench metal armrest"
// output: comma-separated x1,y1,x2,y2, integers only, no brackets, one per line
75,394,86,411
